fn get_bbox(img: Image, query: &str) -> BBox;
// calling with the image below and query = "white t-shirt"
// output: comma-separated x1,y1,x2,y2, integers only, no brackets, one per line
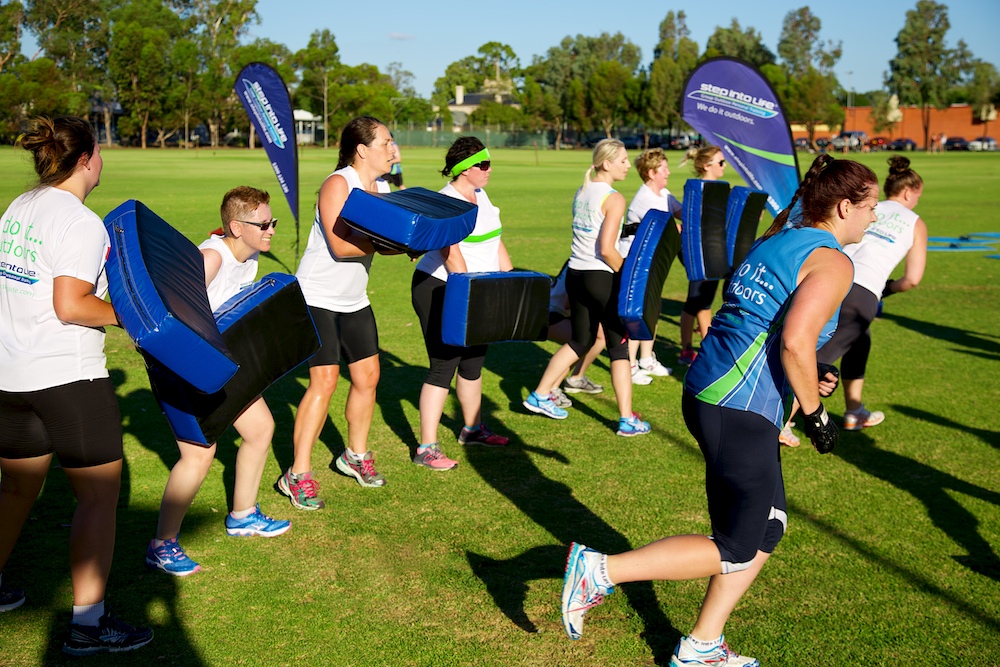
845,199,919,297
620,182,682,257
199,234,258,312
295,166,390,313
415,183,503,280
0,187,110,391
568,181,617,273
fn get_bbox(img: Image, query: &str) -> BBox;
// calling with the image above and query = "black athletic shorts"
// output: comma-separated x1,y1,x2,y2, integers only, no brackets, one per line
682,392,787,571
566,268,628,361
0,378,123,468
307,305,380,367
411,270,487,387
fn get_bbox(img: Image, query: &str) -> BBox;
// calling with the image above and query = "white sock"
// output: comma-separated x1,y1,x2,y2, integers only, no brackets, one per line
230,507,254,520
687,634,723,648
347,449,365,462
594,553,615,589
72,601,105,627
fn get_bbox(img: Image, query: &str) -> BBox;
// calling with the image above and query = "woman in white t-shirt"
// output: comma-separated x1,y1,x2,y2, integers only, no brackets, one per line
0,116,151,654
278,117,400,507
622,148,683,385
410,137,514,468
524,139,650,437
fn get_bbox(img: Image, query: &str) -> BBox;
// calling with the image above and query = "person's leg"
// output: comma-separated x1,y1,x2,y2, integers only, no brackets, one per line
574,324,606,377
843,378,865,414
291,364,339,474
0,455,51,573
418,383,451,445
231,398,275,514
680,311,697,350
156,442,217,540
456,374,483,428
607,534,724,582
609,358,634,418
534,343,581,395
344,354,380,456
690,550,770,640
63,461,123,606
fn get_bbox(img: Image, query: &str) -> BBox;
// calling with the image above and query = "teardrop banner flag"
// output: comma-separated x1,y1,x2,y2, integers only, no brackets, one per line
234,62,300,261
682,57,800,218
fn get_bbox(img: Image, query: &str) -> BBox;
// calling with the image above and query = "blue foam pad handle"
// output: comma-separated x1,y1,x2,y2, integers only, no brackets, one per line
618,209,682,340
148,273,320,445
726,186,769,268
340,187,477,254
104,199,237,393
441,271,550,347
681,180,731,281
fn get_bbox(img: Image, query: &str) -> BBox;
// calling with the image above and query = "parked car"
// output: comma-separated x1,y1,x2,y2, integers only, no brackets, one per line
815,137,832,151
831,130,868,152
868,136,890,151
944,136,968,151
968,136,998,151
794,137,813,151
888,137,917,151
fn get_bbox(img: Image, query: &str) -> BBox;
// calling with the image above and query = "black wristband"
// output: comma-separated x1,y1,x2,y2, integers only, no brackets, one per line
882,279,895,298
801,403,838,454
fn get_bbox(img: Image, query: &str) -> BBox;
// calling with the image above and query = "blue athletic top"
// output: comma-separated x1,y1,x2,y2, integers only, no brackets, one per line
684,227,846,428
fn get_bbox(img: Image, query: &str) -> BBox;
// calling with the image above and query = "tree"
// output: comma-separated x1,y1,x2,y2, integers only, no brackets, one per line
777,6,841,77
648,11,699,137
294,29,339,148
704,19,776,68
0,0,24,72
868,90,901,137
965,60,1000,138
587,60,632,137
886,0,969,149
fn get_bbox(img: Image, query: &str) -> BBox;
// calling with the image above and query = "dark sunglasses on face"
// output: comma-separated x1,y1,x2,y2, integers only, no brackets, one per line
472,161,491,171
711,159,726,167
237,218,278,231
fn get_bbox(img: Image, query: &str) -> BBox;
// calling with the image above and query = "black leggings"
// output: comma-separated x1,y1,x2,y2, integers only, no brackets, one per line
411,271,487,388
683,279,720,316
682,392,787,572
566,268,628,361
817,284,879,380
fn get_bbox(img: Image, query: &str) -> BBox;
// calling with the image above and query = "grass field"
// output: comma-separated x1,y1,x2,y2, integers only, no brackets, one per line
0,144,998,666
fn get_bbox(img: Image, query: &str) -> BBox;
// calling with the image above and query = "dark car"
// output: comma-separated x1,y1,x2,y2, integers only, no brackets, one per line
815,137,832,151
944,136,968,151
888,137,916,151
868,137,889,151
794,137,812,151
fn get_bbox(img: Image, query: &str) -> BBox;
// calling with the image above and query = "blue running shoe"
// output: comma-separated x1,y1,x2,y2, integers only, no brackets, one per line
561,542,613,640
146,538,201,576
617,413,651,437
62,607,153,655
0,583,25,612
523,391,568,420
669,634,758,667
225,504,291,537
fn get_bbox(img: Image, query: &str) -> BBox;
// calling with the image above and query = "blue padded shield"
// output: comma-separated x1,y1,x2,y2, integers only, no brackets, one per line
440,271,550,347
726,187,769,269
339,187,477,255
681,180,731,281
618,210,682,340
104,200,237,394
146,273,320,445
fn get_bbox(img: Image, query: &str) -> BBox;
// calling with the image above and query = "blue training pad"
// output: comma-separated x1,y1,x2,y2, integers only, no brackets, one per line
619,209,681,340
104,200,237,394
147,273,320,445
726,186,769,268
340,187,477,254
441,271,550,347
682,179,731,281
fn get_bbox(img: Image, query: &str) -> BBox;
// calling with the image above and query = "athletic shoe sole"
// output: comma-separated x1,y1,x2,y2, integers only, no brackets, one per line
335,455,386,487
145,558,202,576
225,523,291,538
522,399,568,420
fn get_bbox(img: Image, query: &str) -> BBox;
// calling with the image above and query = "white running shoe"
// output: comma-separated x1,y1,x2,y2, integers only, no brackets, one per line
638,356,672,377
631,365,652,385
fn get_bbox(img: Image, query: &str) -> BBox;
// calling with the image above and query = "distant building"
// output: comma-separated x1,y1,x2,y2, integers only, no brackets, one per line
446,83,521,131
294,109,322,145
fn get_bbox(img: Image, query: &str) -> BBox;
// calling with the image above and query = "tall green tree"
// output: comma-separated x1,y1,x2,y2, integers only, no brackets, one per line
704,19,776,68
0,0,24,72
294,29,339,148
648,11,699,136
777,6,841,77
587,60,632,137
965,60,1000,138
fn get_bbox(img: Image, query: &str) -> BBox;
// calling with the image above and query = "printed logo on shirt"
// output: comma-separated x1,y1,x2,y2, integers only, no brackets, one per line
728,261,775,307
1,215,41,284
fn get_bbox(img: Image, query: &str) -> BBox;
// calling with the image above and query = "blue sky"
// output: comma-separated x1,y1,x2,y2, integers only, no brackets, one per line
249,0,1000,98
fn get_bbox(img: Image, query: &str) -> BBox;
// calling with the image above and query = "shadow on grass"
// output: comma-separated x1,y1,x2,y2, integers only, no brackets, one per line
5,437,206,665
879,310,1000,360
835,428,1000,582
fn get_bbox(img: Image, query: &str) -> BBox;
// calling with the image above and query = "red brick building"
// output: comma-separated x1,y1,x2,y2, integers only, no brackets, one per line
792,103,997,149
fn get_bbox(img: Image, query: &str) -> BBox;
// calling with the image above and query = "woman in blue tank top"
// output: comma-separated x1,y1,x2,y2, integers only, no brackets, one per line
559,155,880,667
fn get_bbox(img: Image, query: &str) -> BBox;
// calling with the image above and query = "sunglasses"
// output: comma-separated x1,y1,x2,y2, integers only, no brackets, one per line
237,218,278,231
472,161,491,171
710,159,727,167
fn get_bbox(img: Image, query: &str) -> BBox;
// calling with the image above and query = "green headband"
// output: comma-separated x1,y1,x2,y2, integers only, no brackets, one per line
450,148,491,177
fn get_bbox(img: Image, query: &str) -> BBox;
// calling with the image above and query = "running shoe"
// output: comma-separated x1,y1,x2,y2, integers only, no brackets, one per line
562,375,603,394
335,450,387,487
549,387,573,408
225,504,291,537
413,443,458,470
561,542,613,640
62,608,153,656
631,365,653,385
0,584,25,612
843,406,886,431
617,413,651,437
523,391,568,420
778,424,800,447
276,469,325,510
145,538,201,576
639,355,673,377
679,348,698,366
669,634,759,667
458,423,509,447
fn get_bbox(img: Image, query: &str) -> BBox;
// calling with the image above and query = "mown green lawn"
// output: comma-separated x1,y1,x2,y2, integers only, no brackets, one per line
0,144,998,666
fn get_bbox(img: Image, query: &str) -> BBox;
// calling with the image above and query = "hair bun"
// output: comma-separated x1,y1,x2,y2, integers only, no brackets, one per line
887,155,911,174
